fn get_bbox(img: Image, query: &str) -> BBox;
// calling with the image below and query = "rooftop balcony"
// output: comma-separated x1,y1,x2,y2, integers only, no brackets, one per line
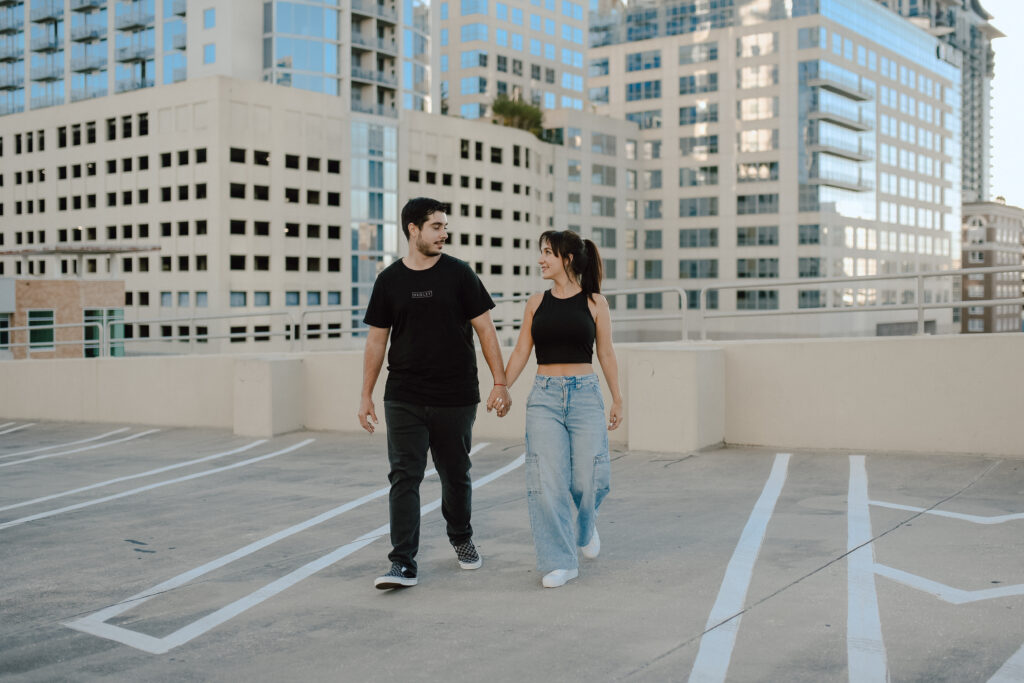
114,75,153,92
806,135,874,162
29,0,63,23
808,98,874,132
29,32,61,52
351,99,398,117
350,31,373,50
807,170,875,192
114,8,154,31
29,60,62,81
70,0,105,11
805,63,873,102
0,40,21,61
0,12,25,34
71,53,106,72
0,66,23,89
71,83,106,100
1,363,1020,682
351,66,396,87
70,23,106,42
350,0,397,23
30,90,62,107
115,43,154,62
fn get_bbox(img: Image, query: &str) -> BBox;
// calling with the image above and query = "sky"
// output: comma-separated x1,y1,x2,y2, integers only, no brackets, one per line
982,0,1024,205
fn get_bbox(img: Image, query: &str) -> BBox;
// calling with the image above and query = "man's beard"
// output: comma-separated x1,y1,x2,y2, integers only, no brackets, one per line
415,235,442,256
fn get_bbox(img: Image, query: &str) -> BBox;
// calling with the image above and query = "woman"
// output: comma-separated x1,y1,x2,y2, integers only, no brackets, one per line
503,230,623,588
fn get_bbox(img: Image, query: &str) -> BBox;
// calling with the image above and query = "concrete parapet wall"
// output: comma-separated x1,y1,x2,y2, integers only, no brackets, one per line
0,355,234,427
720,334,1024,457
1,334,1021,456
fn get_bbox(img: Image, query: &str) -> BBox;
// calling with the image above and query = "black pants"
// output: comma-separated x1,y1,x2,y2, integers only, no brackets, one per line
384,400,477,573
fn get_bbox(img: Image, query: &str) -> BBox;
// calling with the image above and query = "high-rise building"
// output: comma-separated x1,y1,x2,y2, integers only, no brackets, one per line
0,1,397,352
870,0,1002,203
960,198,1024,333
586,0,963,338
433,0,587,119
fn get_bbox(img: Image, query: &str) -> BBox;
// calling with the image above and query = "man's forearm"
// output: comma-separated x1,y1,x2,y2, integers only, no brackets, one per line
361,341,386,398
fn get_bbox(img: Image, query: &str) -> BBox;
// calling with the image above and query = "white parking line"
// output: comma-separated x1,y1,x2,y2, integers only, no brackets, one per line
874,564,1024,604
0,423,35,436
847,455,888,683
0,439,267,513
65,447,520,655
55,441,486,609
0,429,161,469
0,428,130,460
0,438,314,531
688,453,791,683
870,500,1024,524
989,642,1024,683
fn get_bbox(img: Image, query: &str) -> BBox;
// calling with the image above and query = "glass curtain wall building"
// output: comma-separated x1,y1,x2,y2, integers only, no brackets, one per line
262,1,341,95
869,0,1001,203
587,0,962,336
436,0,588,119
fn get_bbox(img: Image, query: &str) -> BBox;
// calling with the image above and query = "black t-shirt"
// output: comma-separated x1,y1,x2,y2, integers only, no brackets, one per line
363,253,494,406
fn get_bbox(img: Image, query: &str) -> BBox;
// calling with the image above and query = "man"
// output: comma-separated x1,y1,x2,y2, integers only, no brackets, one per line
358,197,512,590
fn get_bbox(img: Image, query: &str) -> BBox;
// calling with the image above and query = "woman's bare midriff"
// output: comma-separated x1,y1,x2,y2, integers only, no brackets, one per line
536,363,594,377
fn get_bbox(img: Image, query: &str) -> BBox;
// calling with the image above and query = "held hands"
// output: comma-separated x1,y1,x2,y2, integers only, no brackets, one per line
486,385,512,418
608,399,624,431
358,396,378,434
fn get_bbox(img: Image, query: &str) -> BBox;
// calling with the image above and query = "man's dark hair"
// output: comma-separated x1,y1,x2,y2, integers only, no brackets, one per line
401,197,448,239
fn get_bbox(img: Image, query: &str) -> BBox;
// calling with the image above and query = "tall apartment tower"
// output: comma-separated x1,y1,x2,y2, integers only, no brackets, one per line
960,198,1024,333
0,0,434,352
433,0,587,119
587,0,963,338
872,0,1001,203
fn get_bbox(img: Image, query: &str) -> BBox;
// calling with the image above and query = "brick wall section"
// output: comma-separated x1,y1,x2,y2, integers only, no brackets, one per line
12,280,124,360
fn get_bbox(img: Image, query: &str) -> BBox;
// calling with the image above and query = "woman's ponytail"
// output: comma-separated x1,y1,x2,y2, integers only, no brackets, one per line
580,238,603,300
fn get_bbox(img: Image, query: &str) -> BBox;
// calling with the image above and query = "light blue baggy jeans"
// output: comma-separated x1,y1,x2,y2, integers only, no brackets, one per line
525,374,611,573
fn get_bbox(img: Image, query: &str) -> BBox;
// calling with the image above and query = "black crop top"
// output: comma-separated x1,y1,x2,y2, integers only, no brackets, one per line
532,290,596,364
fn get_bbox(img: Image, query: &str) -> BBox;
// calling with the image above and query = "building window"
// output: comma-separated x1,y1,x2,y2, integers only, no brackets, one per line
736,225,778,246
203,7,215,28
736,290,779,310
203,44,216,64
230,291,247,307
28,310,55,351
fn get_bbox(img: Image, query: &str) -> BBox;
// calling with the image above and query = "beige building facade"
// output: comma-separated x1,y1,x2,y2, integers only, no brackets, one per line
960,199,1024,333
1,76,353,353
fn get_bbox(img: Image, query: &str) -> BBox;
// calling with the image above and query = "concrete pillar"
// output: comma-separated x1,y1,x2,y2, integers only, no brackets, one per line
626,346,724,453
233,357,305,437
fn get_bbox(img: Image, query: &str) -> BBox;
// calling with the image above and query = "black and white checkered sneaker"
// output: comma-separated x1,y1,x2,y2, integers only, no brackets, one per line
453,539,482,569
374,562,418,589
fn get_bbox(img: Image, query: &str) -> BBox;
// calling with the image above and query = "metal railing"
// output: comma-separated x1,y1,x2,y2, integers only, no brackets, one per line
104,311,297,355
698,265,1024,340
7,271,1017,359
1,321,104,354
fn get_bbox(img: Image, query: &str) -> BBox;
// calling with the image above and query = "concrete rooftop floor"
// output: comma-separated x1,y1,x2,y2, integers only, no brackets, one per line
0,420,1022,682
